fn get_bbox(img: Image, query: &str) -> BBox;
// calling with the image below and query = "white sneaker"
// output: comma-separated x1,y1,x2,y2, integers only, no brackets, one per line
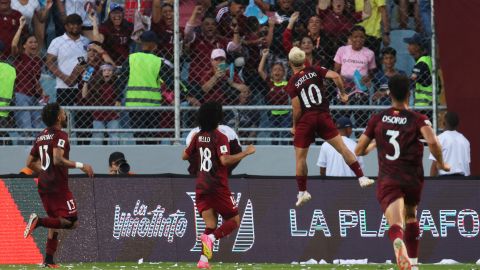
295,191,312,207
24,213,38,238
393,238,412,270
358,176,375,188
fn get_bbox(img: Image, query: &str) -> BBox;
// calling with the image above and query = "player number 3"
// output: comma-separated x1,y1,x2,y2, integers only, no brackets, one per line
386,129,400,160
199,147,212,172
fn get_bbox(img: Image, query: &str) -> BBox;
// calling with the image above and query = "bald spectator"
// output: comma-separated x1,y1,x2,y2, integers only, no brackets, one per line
430,112,470,177
317,117,364,176
0,0,25,57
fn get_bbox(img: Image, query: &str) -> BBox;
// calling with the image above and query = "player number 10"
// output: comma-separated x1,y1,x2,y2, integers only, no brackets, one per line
300,84,322,108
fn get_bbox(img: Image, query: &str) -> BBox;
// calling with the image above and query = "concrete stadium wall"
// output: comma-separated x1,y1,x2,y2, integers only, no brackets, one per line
0,145,434,176
0,145,431,176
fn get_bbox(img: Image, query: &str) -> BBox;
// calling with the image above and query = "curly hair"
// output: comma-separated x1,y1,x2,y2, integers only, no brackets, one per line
197,101,223,132
41,102,61,127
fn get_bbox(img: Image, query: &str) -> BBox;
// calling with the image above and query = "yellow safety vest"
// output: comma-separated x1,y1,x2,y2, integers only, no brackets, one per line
125,53,163,107
414,55,433,106
270,81,290,116
0,62,16,118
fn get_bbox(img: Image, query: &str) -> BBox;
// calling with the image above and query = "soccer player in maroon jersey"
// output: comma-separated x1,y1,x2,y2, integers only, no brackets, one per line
182,101,255,269
355,74,450,270
286,47,374,207
23,103,94,268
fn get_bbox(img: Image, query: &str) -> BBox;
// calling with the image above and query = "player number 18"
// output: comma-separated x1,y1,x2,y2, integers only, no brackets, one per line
199,147,212,172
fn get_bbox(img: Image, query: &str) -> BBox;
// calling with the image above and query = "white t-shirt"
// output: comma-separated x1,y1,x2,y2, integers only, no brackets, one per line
47,33,89,89
11,0,40,29
186,125,240,146
316,136,364,177
429,130,470,176
64,0,95,27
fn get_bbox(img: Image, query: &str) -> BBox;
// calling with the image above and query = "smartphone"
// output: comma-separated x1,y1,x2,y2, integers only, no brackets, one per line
77,56,87,65
218,63,229,71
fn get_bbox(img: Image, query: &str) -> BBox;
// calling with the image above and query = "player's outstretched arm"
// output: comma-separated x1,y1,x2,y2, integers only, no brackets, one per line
420,125,450,172
26,155,42,174
220,145,256,167
53,148,94,178
355,134,373,156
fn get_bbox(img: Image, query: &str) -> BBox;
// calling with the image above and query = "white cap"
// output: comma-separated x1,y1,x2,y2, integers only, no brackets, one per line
288,47,305,65
211,48,226,60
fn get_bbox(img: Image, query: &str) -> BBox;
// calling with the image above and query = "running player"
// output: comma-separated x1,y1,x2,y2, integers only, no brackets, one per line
24,103,94,268
182,101,255,269
355,74,450,270
286,47,374,207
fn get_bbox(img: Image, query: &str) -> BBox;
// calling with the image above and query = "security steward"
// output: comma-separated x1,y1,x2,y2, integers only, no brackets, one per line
0,41,17,145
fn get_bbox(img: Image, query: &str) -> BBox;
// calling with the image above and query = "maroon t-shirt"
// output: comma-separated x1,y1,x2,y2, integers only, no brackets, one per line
286,65,329,113
150,21,184,61
185,129,231,195
30,127,70,193
99,21,133,65
265,79,289,106
188,35,228,83
81,79,120,121
14,54,43,97
0,10,23,57
364,108,430,184
318,9,362,39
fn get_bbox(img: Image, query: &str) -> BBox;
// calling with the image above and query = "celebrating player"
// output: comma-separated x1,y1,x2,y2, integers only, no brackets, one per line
286,47,374,207
24,103,94,268
355,74,450,270
182,101,255,269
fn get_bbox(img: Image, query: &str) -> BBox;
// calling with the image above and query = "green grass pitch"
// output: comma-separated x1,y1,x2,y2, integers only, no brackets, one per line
0,263,478,270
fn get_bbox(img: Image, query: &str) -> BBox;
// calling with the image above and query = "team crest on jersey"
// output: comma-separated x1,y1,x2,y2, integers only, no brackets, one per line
220,145,228,154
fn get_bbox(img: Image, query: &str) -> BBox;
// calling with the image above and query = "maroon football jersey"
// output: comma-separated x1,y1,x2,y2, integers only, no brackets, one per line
364,108,430,184
30,127,70,193
286,65,330,113
185,129,231,194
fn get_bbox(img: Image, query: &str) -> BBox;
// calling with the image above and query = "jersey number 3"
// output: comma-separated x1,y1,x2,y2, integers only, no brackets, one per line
300,84,322,108
386,130,400,160
39,145,50,170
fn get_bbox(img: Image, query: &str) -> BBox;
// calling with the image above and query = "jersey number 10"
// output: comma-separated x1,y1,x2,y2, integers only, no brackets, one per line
300,84,323,108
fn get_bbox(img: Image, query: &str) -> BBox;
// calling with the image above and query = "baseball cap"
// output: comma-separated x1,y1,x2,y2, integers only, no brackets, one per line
139,30,159,43
64,13,83,25
404,33,429,49
110,3,124,13
288,47,305,65
109,151,126,165
211,48,226,60
336,117,352,129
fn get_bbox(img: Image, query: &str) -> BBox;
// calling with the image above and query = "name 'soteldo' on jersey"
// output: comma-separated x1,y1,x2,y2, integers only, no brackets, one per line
295,72,318,88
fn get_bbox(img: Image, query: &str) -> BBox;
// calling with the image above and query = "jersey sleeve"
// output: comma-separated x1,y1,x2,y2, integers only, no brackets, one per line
30,140,39,158
314,66,329,78
416,113,431,130
364,114,378,139
216,134,230,159
185,134,197,157
53,132,69,150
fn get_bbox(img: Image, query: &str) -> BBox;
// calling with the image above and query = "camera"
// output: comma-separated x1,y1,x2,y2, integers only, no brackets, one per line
115,159,130,175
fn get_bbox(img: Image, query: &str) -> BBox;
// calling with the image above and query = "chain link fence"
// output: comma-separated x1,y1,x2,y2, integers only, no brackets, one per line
0,0,440,145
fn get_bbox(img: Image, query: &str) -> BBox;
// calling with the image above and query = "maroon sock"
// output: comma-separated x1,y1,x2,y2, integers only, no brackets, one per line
296,175,307,191
38,218,62,229
204,227,215,235
213,219,238,240
348,161,364,178
45,232,58,264
388,224,404,242
404,222,420,258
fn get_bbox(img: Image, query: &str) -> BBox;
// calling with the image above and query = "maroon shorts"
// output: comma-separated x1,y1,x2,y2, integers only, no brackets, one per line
196,191,238,220
39,191,78,218
376,180,424,212
294,111,339,148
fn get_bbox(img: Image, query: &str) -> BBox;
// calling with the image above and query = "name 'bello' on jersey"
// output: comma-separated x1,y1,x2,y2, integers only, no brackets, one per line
185,129,231,194
286,65,329,112
364,108,431,183
30,127,71,193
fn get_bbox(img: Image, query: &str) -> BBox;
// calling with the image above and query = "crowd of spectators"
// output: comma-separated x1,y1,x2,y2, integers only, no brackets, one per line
0,0,434,145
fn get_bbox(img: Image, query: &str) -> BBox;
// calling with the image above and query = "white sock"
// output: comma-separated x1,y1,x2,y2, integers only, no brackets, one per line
410,258,418,265
208,234,216,242
200,255,208,262
299,191,305,196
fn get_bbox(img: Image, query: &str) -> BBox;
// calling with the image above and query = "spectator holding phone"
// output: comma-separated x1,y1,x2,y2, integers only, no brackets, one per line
200,48,246,104
46,13,89,105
